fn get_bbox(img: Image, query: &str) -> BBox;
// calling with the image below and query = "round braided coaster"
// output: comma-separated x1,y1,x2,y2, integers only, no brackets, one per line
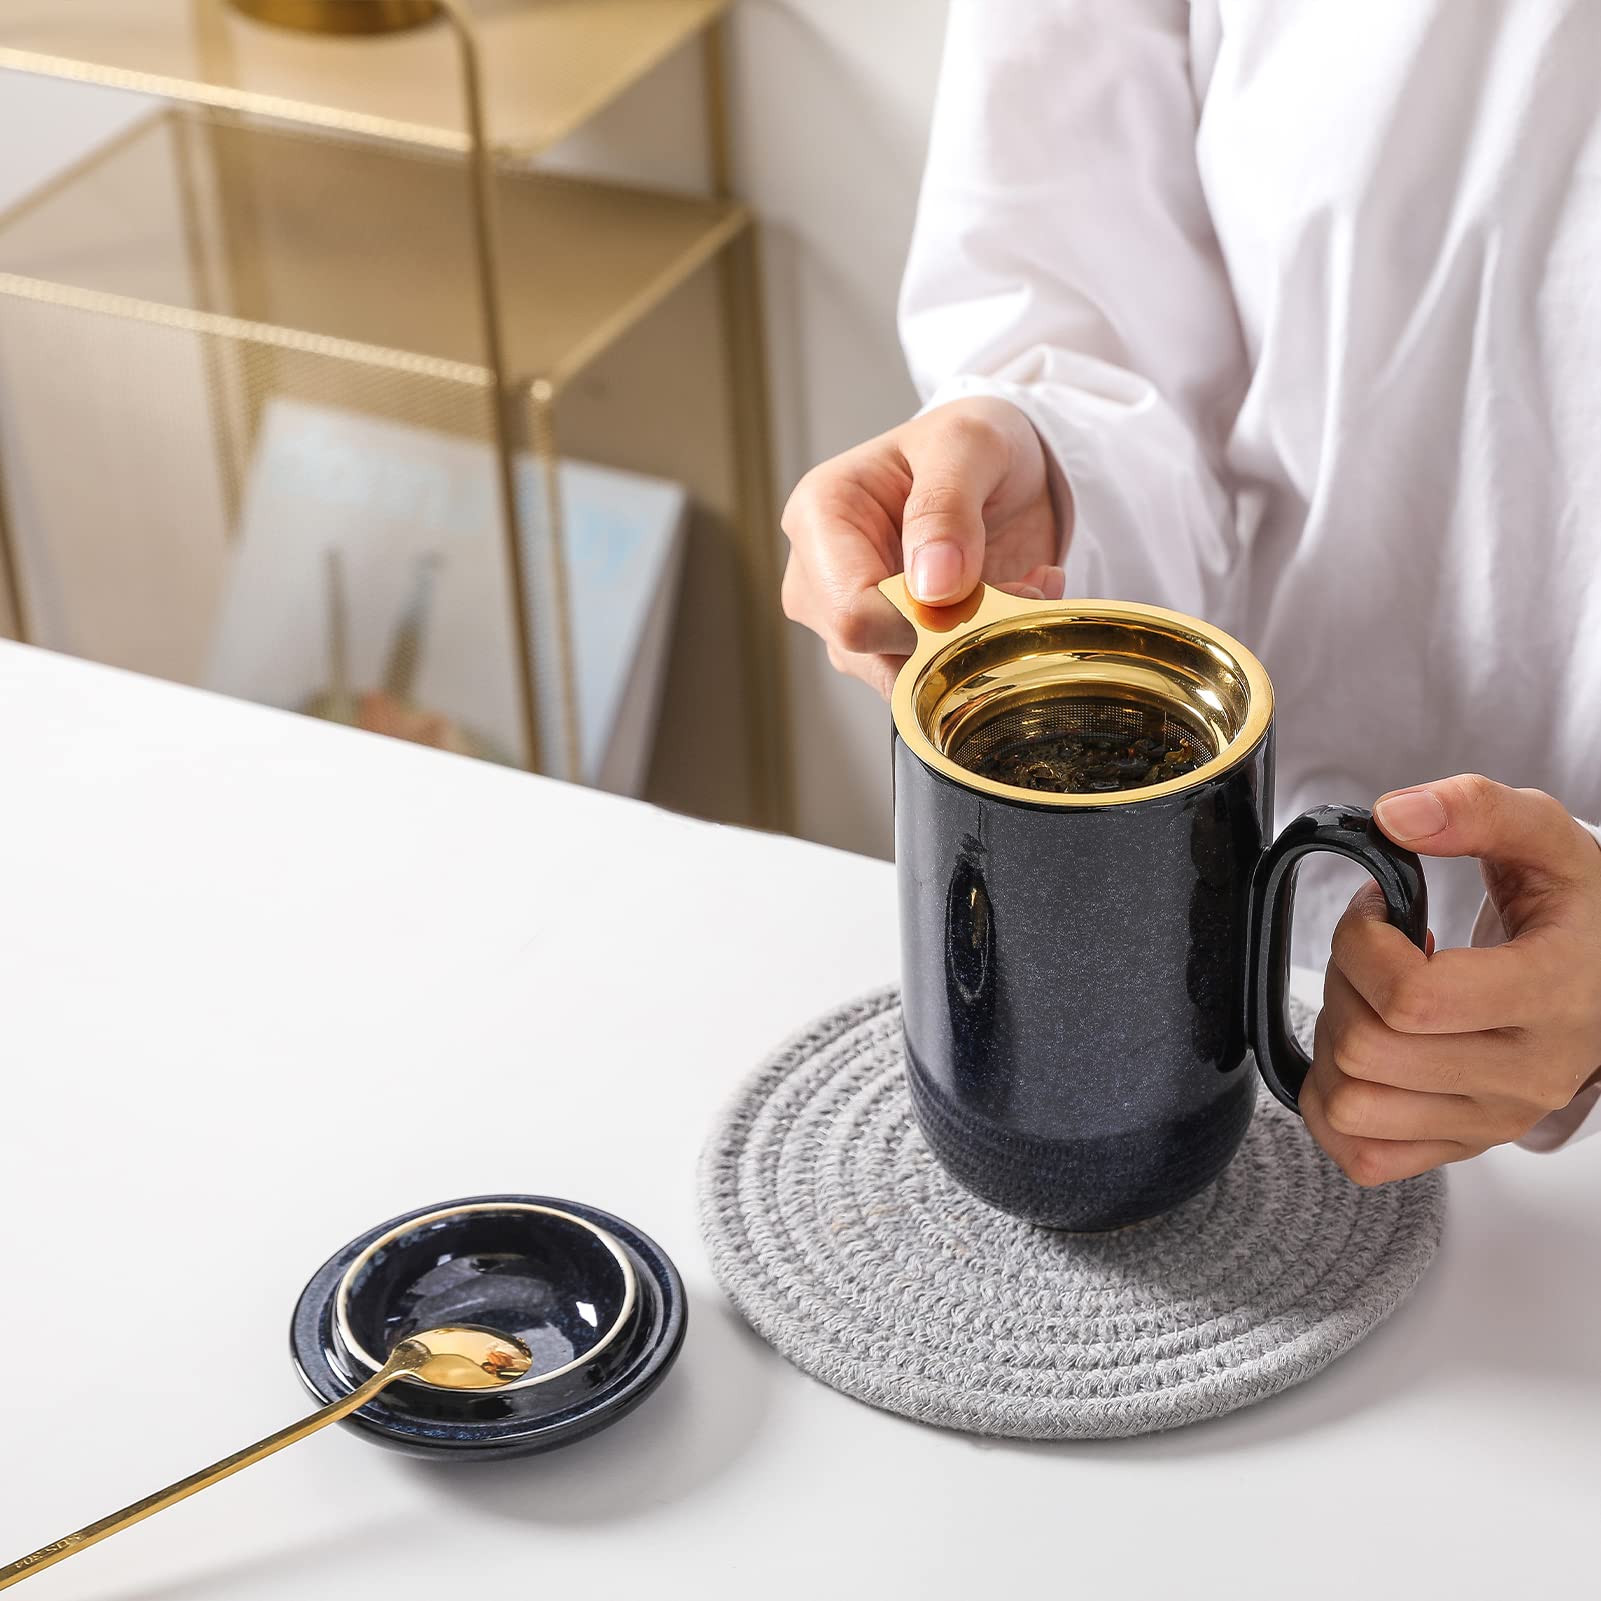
699,987,1445,1439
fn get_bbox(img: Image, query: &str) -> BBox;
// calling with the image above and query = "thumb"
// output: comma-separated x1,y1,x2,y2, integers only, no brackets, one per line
898,412,1011,605
1373,773,1595,884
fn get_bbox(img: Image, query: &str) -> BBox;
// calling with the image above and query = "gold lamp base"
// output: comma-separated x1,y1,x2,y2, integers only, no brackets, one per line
227,0,441,35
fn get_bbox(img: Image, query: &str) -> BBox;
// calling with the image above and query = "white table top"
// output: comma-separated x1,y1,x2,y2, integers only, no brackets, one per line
1,641,1594,1599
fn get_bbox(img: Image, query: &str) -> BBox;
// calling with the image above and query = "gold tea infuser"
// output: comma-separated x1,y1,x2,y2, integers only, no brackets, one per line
877,572,1272,806
0,1325,533,1591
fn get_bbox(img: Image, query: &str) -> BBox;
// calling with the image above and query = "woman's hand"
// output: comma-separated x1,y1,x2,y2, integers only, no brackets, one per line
780,397,1064,698
1304,774,1601,1184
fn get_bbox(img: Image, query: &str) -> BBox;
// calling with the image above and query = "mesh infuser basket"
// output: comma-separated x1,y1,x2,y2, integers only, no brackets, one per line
950,698,1215,790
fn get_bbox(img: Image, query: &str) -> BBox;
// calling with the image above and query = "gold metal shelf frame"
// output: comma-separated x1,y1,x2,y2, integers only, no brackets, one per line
0,0,731,155
0,0,792,828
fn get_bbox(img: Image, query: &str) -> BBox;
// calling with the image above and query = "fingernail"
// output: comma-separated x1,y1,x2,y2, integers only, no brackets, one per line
1375,788,1448,841
1041,564,1066,601
909,542,964,604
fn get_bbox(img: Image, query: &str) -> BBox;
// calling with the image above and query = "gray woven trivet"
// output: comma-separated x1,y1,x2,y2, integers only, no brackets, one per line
699,986,1445,1439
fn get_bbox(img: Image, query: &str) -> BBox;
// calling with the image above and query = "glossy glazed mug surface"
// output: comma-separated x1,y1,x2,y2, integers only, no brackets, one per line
884,578,1427,1231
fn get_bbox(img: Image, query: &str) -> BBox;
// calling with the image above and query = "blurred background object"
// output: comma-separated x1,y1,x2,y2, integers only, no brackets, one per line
0,0,947,850
228,0,442,30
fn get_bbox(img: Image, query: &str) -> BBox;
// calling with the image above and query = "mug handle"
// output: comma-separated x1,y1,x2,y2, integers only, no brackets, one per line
1246,804,1428,1111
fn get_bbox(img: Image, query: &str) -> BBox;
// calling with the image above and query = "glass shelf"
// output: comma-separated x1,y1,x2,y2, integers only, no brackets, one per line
0,108,746,388
0,0,729,156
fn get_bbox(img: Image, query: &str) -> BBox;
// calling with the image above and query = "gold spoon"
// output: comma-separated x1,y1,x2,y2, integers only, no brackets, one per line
0,1325,533,1591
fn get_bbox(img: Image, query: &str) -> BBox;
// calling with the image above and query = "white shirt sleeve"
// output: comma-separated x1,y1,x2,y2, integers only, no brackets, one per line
1489,820,1601,1151
898,0,1250,622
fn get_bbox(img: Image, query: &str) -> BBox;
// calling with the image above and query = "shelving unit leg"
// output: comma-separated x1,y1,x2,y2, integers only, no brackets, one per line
704,19,793,833
443,0,563,780
0,445,26,642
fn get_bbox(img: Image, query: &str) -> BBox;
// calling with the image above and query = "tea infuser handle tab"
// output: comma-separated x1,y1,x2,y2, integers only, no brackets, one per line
877,575,1042,644
1246,805,1427,1112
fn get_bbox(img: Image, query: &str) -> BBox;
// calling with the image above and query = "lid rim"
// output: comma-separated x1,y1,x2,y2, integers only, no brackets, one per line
332,1200,640,1393
291,1193,685,1459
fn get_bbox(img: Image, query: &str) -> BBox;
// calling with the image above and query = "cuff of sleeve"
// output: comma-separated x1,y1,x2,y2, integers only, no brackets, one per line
917,356,1238,622
1499,817,1601,1152
1519,1082,1601,1153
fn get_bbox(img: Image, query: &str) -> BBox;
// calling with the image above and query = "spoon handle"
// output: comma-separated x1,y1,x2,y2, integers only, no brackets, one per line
0,1370,393,1591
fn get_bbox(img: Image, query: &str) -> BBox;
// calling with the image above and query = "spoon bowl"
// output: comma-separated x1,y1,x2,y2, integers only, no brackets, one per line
393,1326,536,1390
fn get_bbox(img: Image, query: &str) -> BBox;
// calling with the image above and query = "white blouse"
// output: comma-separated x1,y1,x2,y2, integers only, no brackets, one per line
899,0,1601,1148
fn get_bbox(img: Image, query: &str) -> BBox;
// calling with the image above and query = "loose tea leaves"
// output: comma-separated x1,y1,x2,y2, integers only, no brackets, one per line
967,729,1204,795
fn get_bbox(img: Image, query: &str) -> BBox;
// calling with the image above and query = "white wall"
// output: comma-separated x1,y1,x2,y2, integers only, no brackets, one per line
0,76,239,673
727,1,948,860
0,74,153,213
553,0,950,859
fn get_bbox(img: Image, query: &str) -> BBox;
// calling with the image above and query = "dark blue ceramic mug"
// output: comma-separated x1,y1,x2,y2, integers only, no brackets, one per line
880,577,1427,1231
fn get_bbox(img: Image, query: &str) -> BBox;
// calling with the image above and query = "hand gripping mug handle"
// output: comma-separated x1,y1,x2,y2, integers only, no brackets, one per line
1246,805,1428,1111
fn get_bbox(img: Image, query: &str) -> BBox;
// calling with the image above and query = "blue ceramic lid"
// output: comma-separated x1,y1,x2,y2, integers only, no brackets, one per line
291,1193,685,1460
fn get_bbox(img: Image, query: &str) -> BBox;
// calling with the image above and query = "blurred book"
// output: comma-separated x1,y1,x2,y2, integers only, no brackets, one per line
206,396,687,793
